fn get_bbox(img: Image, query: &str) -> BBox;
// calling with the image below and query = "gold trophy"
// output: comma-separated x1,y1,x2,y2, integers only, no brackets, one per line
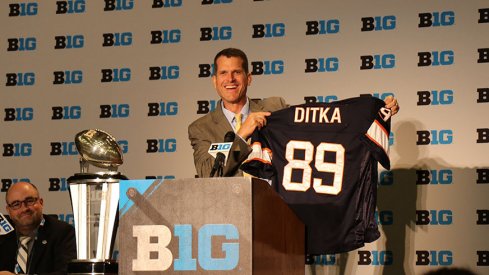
67,129,127,274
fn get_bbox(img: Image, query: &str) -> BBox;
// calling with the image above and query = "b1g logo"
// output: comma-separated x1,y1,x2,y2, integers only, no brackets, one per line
375,210,393,225
48,177,69,191
6,72,35,86
360,54,395,70
101,68,131,82
370,92,395,101
477,251,489,266
53,70,83,84
3,143,32,157
477,128,489,143
50,141,78,156
379,170,393,186
416,169,452,185
209,143,231,152
252,23,285,38
418,11,455,27
54,35,84,49
361,15,396,31
304,57,339,73
100,104,130,118
150,30,181,44
418,51,454,66
251,60,284,75
480,8,489,23
417,90,453,106
146,139,177,153
132,224,239,271
313,255,336,266
152,0,182,8
416,250,452,266
9,2,38,16
149,66,179,80
118,140,129,154
478,88,489,103
478,48,489,63
4,107,34,121
7,37,36,51
416,130,453,145
56,0,86,14
305,19,339,35
0,214,14,233
304,96,338,104
103,32,132,47
57,213,74,225
1,178,30,192
51,106,81,120
104,0,134,11
147,102,178,117
477,169,489,184
358,251,393,266
201,0,232,4
416,210,452,225
198,64,214,78
200,26,232,41
196,100,218,114
477,209,489,225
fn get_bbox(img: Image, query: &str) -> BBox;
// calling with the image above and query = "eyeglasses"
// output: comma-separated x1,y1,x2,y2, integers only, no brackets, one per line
7,197,39,210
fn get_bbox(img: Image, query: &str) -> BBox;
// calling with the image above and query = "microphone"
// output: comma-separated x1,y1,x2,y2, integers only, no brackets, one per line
209,131,235,177
0,213,14,235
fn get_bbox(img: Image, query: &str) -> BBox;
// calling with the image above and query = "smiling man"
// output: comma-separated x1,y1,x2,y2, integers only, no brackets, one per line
0,182,76,275
188,48,288,178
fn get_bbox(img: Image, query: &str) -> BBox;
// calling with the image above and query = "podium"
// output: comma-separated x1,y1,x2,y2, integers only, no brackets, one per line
118,177,305,274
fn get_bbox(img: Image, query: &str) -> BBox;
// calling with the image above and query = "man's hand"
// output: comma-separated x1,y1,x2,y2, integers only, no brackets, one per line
0,271,15,275
237,111,271,140
384,95,400,115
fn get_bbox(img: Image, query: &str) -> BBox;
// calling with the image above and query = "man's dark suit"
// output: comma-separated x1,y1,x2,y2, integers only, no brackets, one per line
0,214,76,275
188,97,287,178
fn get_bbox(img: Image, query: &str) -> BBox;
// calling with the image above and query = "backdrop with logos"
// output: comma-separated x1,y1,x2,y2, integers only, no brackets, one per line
1,1,488,274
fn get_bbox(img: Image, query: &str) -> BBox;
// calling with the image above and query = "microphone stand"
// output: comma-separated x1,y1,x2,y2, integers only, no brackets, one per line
210,152,225,177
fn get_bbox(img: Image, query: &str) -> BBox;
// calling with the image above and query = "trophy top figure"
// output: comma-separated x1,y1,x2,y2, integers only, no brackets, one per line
75,129,123,173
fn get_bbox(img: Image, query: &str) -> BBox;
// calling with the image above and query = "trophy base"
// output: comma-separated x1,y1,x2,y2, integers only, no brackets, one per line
67,259,118,275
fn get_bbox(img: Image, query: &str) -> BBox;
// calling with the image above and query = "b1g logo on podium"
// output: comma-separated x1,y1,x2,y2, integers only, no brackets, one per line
132,224,239,271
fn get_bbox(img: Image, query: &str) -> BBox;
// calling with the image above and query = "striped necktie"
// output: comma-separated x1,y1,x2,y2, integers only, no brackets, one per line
235,113,254,178
235,113,242,132
16,236,31,274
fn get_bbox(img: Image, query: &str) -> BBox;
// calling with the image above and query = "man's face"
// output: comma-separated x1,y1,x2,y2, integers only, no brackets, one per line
6,182,44,231
212,56,252,109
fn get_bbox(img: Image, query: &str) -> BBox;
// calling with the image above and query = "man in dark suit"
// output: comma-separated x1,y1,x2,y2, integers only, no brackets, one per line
188,48,400,178
0,181,76,275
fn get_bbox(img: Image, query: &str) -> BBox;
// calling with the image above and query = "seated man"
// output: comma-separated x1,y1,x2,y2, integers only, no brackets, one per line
0,181,76,275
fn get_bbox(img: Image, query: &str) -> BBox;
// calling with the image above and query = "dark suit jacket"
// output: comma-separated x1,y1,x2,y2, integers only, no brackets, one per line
0,214,76,275
188,97,288,178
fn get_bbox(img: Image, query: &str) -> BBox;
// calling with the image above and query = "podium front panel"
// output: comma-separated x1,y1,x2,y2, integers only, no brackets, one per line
118,178,253,274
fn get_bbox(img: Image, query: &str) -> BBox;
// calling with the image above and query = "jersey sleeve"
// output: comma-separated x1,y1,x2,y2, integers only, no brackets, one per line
240,130,276,180
361,105,392,170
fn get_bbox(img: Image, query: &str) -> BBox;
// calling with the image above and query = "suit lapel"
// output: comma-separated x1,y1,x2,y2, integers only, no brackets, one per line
28,217,48,271
210,100,234,136
250,99,265,112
